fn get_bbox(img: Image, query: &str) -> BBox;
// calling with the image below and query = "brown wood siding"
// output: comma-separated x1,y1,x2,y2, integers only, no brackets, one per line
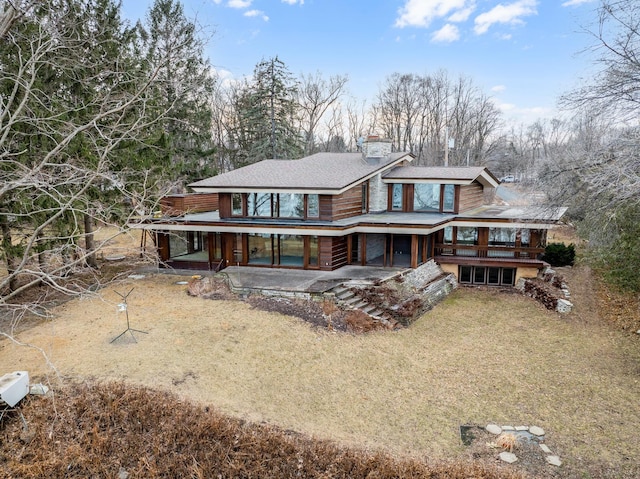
156,233,170,261
406,184,415,212
319,195,333,221
218,193,232,218
319,236,348,270
531,229,545,248
458,183,484,212
160,193,219,216
329,185,363,221
478,227,489,247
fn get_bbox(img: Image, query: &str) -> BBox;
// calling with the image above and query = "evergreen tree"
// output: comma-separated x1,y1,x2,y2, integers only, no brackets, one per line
233,56,302,165
138,0,216,188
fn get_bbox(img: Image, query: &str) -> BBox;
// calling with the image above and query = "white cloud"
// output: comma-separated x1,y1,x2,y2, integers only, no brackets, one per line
474,0,537,35
281,0,304,4
228,0,252,8
244,9,269,21
431,24,460,43
561,0,593,6
448,5,475,23
395,0,468,28
491,84,507,93
496,101,515,112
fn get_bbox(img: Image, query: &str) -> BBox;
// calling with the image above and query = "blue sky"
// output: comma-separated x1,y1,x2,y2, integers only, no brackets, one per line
120,0,600,126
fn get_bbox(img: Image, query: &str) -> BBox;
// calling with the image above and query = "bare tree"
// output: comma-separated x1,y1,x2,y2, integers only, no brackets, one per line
372,70,502,165
0,0,172,332
296,72,348,155
561,0,640,122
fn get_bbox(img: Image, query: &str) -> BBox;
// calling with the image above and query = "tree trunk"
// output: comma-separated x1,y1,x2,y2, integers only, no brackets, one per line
1,215,19,292
84,213,97,268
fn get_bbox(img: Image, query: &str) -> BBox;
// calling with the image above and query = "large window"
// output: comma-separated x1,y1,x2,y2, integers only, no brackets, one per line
232,193,243,216
457,227,478,245
169,231,208,262
414,184,440,211
278,234,304,266
391,184,403,211
248,233,272,264
443,226,453,244
307,194,319,218
308,236,319,267
232,193,319,219
278,193,304,218
443,184,455,212
456,227,478,256
247,192,272,217
489,227,516,246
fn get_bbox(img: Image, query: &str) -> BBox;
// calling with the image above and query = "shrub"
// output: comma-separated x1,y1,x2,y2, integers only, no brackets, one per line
542,242,575,266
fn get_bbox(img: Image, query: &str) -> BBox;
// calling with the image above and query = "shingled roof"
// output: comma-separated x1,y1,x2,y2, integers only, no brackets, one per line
383,166,500,187
190,152,412,193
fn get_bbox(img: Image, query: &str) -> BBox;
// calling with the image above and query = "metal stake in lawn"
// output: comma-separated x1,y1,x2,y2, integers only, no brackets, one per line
111,288,148,343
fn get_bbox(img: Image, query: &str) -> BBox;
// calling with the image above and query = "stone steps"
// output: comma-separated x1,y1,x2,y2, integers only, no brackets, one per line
326,283,397,329
324,260,455,330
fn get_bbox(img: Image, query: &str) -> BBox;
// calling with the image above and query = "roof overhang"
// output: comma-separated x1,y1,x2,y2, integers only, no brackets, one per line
191,153,415,196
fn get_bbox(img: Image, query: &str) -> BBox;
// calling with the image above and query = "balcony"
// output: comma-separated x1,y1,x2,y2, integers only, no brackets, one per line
434,243,545,261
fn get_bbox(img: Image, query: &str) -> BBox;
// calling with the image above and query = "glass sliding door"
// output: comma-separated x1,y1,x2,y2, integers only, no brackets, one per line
308,236,319,267
278,234,304,267
248,233,272,264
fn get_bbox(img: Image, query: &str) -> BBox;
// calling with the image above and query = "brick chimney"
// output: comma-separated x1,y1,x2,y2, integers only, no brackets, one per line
362,135,392,163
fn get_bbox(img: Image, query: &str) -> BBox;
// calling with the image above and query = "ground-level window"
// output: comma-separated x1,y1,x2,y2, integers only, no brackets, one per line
248,233,272,264
459,266,516,286
278,234,304,267
168,231,208,263
247,233,305,267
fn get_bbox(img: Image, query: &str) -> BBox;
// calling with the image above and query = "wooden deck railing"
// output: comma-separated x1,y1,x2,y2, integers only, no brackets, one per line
434,243,545,259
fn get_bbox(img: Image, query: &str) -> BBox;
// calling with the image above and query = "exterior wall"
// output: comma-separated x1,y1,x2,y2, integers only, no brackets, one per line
161,193,219,216
458,183,484,212
440,263,458,278
365,234,385,262
515,266,540,283
319,236,348,270
218,193,232,218
438,262,542,285
330,185,363,220
319,195,333,221
369,174,387,213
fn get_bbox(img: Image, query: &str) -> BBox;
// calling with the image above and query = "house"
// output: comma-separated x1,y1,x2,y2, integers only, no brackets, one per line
135,137,566,287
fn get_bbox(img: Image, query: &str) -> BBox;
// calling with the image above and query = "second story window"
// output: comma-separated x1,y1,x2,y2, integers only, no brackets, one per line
391,184,403,211
307,194,319,218
457,227,478,245
362,183,368,213
414,184,440,211
232,193,243,216
278,193,304,218
248,192,272,217
442,184,455,212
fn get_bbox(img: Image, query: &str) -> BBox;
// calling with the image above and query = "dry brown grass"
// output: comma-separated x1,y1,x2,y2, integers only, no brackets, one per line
0,381,526,479
1,230,640,478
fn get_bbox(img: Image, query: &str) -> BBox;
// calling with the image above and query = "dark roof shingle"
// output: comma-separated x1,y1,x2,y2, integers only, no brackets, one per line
190,152,409,191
